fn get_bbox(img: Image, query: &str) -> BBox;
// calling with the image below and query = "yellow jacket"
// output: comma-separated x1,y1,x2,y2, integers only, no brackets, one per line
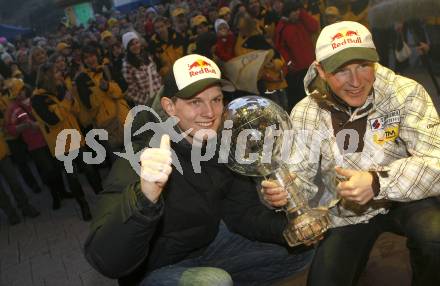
68,75,96,128
31,88,85,157
0,92,16,141
262,58,288,91
426,16,440,25
78,67,130,129
150,30,186,77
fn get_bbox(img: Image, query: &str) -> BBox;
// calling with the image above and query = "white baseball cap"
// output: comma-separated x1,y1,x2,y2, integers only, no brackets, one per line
163,54,234,99
316,21,379,72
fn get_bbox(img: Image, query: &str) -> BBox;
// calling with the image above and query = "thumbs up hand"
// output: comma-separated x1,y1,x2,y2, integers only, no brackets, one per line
140,134,173,203
335,167,374,205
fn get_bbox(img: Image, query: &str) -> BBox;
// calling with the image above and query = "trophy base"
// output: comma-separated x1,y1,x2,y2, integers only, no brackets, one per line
283,209,330,247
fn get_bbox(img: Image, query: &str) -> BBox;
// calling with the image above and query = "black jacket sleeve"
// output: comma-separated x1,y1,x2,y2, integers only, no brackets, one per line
75,72,94,109
222,172,287,245
83,158,163,278
31,95,60,126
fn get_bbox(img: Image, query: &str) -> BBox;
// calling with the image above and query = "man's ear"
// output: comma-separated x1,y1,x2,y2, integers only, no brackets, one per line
161,97,176,116
315,62,327,80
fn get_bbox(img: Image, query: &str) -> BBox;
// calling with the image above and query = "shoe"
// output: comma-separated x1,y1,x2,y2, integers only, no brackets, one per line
7,211,21,226
21,204,40,218
77,199,92,221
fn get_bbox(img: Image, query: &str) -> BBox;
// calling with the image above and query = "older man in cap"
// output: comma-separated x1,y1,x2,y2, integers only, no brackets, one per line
263,21,440,286
84,54,313,286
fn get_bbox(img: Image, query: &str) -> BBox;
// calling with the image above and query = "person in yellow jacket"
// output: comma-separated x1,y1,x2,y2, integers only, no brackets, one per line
75,45,130,151
49,52,96,130
149,16,186,78
31,62,103,221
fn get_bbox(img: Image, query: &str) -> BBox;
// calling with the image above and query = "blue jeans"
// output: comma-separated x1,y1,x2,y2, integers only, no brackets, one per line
141,222,313,286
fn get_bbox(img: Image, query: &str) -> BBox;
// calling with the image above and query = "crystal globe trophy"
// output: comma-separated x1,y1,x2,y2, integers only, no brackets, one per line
223,96,330,246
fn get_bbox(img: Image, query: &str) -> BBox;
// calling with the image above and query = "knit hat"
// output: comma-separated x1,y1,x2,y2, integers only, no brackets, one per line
214,19,229,33
162,54,234,99
316,21,379,72
122,31,138,50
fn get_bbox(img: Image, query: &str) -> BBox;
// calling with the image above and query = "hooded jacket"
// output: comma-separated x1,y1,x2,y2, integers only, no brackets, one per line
288,63,440,228
84,109,288,286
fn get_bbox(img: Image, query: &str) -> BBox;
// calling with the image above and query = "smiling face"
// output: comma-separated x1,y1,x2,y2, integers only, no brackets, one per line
128,38,141,55
161,85,224,144
317,60,376,107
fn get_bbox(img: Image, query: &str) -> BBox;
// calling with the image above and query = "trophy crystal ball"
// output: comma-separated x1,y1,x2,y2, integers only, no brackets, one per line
223,96,330,246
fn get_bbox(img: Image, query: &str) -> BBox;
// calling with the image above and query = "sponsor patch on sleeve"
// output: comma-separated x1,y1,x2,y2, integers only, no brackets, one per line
370,110,400,145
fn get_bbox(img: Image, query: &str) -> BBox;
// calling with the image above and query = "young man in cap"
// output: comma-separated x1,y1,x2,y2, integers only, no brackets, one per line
84,54,313,286
263,21,440,285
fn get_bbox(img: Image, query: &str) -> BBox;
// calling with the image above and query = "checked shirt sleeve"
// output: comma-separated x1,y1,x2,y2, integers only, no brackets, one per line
375,84,440,201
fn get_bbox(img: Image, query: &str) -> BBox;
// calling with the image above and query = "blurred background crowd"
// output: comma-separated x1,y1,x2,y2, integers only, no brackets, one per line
0,0,439,226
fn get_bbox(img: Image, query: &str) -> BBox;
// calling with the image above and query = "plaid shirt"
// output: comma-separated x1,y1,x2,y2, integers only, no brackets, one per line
288,63,440,228
122,59,163,105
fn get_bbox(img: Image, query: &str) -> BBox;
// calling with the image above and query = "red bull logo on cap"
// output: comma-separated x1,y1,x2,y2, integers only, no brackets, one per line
330,30,362,50
188,59,216,77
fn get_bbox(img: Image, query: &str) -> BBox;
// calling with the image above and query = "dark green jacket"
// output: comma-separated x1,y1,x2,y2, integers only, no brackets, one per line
83,110,287,286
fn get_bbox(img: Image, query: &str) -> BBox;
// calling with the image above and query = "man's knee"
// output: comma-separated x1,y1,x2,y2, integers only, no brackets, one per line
179,267,233,286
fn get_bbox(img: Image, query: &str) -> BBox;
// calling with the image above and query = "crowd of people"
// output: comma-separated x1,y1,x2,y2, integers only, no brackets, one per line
1,0,440,285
